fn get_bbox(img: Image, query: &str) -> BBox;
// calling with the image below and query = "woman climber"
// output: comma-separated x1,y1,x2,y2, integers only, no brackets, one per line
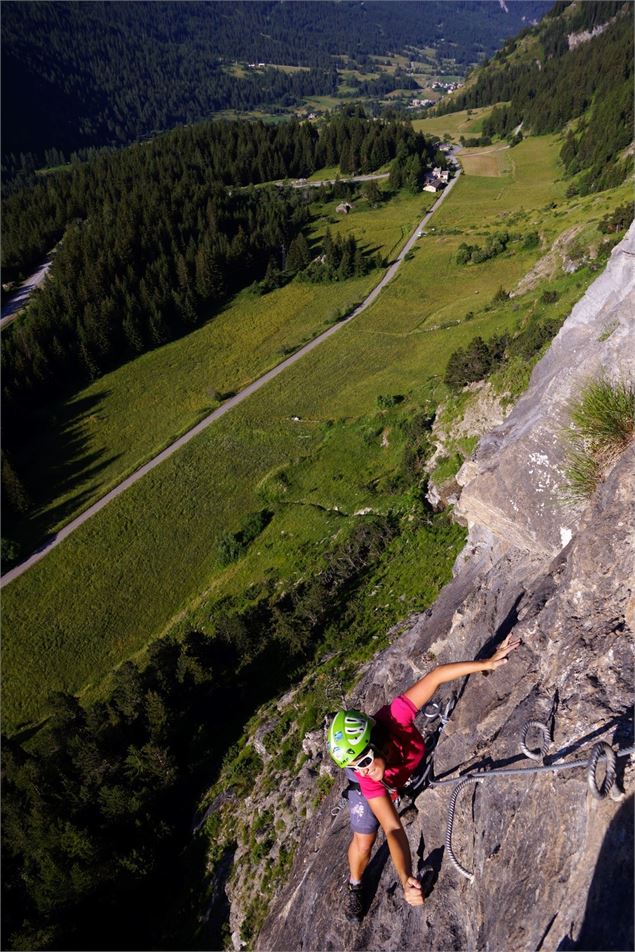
327,633,520,920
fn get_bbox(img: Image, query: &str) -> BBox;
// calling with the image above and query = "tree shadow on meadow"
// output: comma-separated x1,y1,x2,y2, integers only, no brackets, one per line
4,389,121,558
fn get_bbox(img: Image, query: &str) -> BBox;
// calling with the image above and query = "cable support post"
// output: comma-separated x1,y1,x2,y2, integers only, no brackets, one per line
520,719,551,762
587,741,617,800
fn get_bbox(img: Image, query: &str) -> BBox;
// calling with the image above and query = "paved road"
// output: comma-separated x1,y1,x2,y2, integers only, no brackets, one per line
1,254,54,327
1,167,462,588
286,172,391,188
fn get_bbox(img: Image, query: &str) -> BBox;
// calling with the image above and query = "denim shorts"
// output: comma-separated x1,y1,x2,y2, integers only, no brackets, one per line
344,767,379,834
344,750,430,835
347,784,380,835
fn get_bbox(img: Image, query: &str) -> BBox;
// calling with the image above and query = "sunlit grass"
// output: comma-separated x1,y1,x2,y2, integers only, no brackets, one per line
563,377,635,499
459,145,512,177
412,105,500,140
13,188,434,552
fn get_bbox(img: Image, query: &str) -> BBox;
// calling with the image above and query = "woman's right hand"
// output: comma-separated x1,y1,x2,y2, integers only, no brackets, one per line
486,633,521,670
403,875,424,906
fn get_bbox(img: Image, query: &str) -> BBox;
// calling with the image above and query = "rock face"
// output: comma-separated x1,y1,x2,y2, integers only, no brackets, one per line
456,223,635,558
257,228,635,952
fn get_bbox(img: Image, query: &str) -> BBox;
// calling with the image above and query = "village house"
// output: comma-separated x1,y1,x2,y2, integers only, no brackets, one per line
423,165,450,192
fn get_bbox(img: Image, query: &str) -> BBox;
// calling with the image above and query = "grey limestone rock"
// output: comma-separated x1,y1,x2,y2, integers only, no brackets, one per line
455,223,635,558
256,228,634,951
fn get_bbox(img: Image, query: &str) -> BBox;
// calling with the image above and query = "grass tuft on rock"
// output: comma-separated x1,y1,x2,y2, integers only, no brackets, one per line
564,376,634,499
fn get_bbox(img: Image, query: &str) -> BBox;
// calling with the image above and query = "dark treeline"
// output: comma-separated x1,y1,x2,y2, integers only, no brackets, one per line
436,3,633,193
444,318,561,391
1,514,400,950
2,1,549,172
1,1,337,171
1,181,309,431
0,63,337,196
299,230,383,283
2,112,428,281
455,230,539,266
349,71,418,98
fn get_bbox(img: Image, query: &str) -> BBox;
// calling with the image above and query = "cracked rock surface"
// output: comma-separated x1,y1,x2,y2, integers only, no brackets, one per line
455,223,635,557
257,228,634,952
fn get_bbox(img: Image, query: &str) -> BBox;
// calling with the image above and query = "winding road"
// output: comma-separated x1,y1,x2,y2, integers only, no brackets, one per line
1,254,54,328
1,164,462,588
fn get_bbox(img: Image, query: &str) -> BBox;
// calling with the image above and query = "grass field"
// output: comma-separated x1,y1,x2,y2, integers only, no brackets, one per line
10,187,435,554
413,105,500,141
458,144,512,177
3,134,630,731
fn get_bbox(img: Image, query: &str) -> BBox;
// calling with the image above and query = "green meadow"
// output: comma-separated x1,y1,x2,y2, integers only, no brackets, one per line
12,186,435,554
2,134,630,731
413,105,499,140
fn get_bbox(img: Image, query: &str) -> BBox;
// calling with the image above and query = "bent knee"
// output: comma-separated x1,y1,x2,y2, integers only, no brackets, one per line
352,832,376,859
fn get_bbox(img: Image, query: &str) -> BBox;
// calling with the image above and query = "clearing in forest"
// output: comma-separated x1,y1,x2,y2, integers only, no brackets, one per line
412,105,500,140
458,144,513,178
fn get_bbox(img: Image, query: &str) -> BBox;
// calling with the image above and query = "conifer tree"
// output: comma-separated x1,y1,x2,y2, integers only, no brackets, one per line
285,233,310,272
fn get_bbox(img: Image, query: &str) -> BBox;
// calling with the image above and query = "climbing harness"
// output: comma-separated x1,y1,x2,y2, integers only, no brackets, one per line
436,720,634,882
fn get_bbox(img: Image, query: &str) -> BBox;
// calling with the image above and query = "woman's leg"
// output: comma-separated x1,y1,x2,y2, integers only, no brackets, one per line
346,787,379,880
348,831,377,881
344,790,379,921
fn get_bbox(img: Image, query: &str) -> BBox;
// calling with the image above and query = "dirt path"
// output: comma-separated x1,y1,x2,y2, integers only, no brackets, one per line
1,168,462,588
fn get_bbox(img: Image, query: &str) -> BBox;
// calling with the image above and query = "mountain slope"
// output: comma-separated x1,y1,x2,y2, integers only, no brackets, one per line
436,0,633,193
256,224,635,952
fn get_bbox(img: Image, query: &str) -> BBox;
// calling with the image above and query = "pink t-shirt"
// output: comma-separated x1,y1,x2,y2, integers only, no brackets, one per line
355,694,426,800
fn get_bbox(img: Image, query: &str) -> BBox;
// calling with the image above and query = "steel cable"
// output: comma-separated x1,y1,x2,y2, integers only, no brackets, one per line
445,776,483,882
437,723,634,882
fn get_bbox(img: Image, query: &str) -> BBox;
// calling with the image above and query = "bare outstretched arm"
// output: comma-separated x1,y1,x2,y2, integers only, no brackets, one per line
403,634,521,711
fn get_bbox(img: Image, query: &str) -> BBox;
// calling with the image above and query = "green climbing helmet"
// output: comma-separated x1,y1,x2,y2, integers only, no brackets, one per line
327,709,375,768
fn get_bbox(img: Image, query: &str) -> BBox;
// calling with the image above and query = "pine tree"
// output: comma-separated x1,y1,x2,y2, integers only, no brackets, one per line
285,233,310,272
1,451,31,514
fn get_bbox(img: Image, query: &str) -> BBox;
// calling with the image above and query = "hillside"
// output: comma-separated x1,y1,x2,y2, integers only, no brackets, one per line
435,0,633,194
1,4,633,948
1,1,550,174
256,224,634,952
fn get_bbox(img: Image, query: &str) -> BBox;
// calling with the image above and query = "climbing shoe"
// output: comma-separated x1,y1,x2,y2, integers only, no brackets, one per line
345,882,364,922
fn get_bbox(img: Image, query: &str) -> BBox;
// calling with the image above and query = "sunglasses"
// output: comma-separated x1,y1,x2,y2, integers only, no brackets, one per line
351,746,375,771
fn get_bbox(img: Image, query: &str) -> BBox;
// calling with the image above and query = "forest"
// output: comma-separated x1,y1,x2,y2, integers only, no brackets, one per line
1,1,549,175
435,2,633,194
